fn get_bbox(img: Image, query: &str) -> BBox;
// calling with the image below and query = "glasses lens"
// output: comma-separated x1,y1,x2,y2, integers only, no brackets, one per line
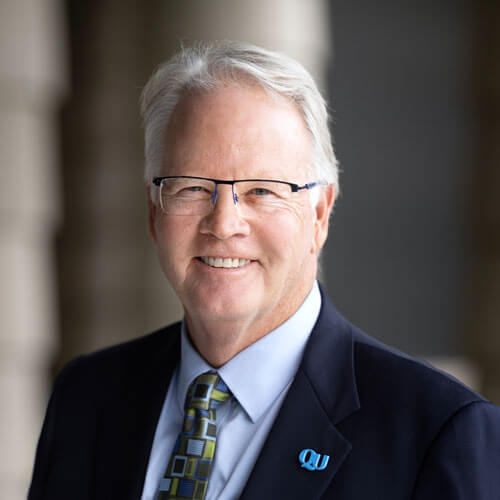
235,180,292,214
160,177,215,215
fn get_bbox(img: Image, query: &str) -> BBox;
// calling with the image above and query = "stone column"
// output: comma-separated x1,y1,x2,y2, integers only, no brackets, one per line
0,1,67,497
56,1,183,369
152,0,331,97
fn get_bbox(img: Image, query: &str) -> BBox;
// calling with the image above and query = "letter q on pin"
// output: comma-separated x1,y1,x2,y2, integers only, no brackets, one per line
298,448,330,471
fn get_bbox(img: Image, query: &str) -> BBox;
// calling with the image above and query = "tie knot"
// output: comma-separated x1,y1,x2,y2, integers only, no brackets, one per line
185,371,231,413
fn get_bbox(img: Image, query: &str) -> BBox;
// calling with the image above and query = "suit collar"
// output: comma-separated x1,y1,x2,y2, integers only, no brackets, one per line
300,282,360,424
240,283,360,499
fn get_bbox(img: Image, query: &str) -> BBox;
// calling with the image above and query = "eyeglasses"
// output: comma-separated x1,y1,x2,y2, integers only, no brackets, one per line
152,175,321,216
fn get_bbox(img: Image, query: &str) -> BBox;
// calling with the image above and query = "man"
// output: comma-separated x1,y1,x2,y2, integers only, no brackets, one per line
29,41,500,499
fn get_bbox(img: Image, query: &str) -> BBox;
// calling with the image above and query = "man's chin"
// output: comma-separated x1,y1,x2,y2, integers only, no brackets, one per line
186,291,260,324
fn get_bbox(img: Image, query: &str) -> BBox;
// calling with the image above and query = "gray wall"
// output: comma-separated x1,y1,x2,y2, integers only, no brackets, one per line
324,0,476,356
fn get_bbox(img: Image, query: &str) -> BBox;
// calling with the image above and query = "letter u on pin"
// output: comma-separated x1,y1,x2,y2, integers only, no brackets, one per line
299,448,330,471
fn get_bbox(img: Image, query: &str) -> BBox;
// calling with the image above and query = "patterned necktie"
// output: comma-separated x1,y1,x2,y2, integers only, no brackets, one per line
157,372,232,499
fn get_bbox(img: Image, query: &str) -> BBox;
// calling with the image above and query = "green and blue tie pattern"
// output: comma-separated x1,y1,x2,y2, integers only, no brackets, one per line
156,372,232,499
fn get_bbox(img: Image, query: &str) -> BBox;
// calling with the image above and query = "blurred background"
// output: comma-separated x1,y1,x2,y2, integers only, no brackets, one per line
1,0,499,497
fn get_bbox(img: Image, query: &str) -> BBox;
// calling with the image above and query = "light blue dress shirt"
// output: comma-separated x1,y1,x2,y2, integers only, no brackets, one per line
141,281,321,500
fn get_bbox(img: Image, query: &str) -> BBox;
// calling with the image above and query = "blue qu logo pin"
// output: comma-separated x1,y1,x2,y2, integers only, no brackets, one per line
299,448,330,471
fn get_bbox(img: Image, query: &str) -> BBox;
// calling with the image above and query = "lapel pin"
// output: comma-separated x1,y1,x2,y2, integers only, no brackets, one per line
299,448,330,471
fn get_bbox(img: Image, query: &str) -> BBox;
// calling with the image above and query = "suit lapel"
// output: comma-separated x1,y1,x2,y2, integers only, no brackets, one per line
240,285,360,499
239,370,352,499
95,325,181,499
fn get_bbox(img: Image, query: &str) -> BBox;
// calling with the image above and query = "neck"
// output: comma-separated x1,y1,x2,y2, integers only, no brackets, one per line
185,280,315,367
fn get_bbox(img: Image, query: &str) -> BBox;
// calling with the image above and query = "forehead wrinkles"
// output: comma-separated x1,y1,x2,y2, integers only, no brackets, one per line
171,141,292,166
167,138,304,181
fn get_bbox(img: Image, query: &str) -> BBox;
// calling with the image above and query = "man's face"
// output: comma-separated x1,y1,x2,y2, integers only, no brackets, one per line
149,84,333,345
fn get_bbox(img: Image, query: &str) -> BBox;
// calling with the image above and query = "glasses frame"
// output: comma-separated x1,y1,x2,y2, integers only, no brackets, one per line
151,175,322,215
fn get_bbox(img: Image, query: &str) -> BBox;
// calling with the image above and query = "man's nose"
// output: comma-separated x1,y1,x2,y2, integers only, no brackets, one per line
199,185,250,240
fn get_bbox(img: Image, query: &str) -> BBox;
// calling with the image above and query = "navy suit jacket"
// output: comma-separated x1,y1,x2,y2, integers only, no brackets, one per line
29,286,500,499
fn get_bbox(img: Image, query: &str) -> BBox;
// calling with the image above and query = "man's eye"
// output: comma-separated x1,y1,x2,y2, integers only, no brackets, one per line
252,188,273,196
175,185,210,197
180,185,209,193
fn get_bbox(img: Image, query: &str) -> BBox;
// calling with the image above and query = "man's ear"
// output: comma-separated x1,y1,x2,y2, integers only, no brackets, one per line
147,186,158,247
312,184,335,254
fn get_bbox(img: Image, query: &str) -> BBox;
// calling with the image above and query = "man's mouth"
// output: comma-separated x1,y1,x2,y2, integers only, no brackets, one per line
198,256,253,268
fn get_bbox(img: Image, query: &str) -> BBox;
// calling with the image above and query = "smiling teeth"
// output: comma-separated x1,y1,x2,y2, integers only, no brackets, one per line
200,257,252,268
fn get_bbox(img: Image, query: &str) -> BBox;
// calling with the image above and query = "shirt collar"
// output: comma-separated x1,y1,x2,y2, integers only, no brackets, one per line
177,280,322,423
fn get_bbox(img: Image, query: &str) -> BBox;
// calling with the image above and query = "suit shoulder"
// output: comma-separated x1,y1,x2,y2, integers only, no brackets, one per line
54,322,181,392
351,325,485,419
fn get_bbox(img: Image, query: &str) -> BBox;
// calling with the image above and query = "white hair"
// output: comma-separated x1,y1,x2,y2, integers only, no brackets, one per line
140,40,339,201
